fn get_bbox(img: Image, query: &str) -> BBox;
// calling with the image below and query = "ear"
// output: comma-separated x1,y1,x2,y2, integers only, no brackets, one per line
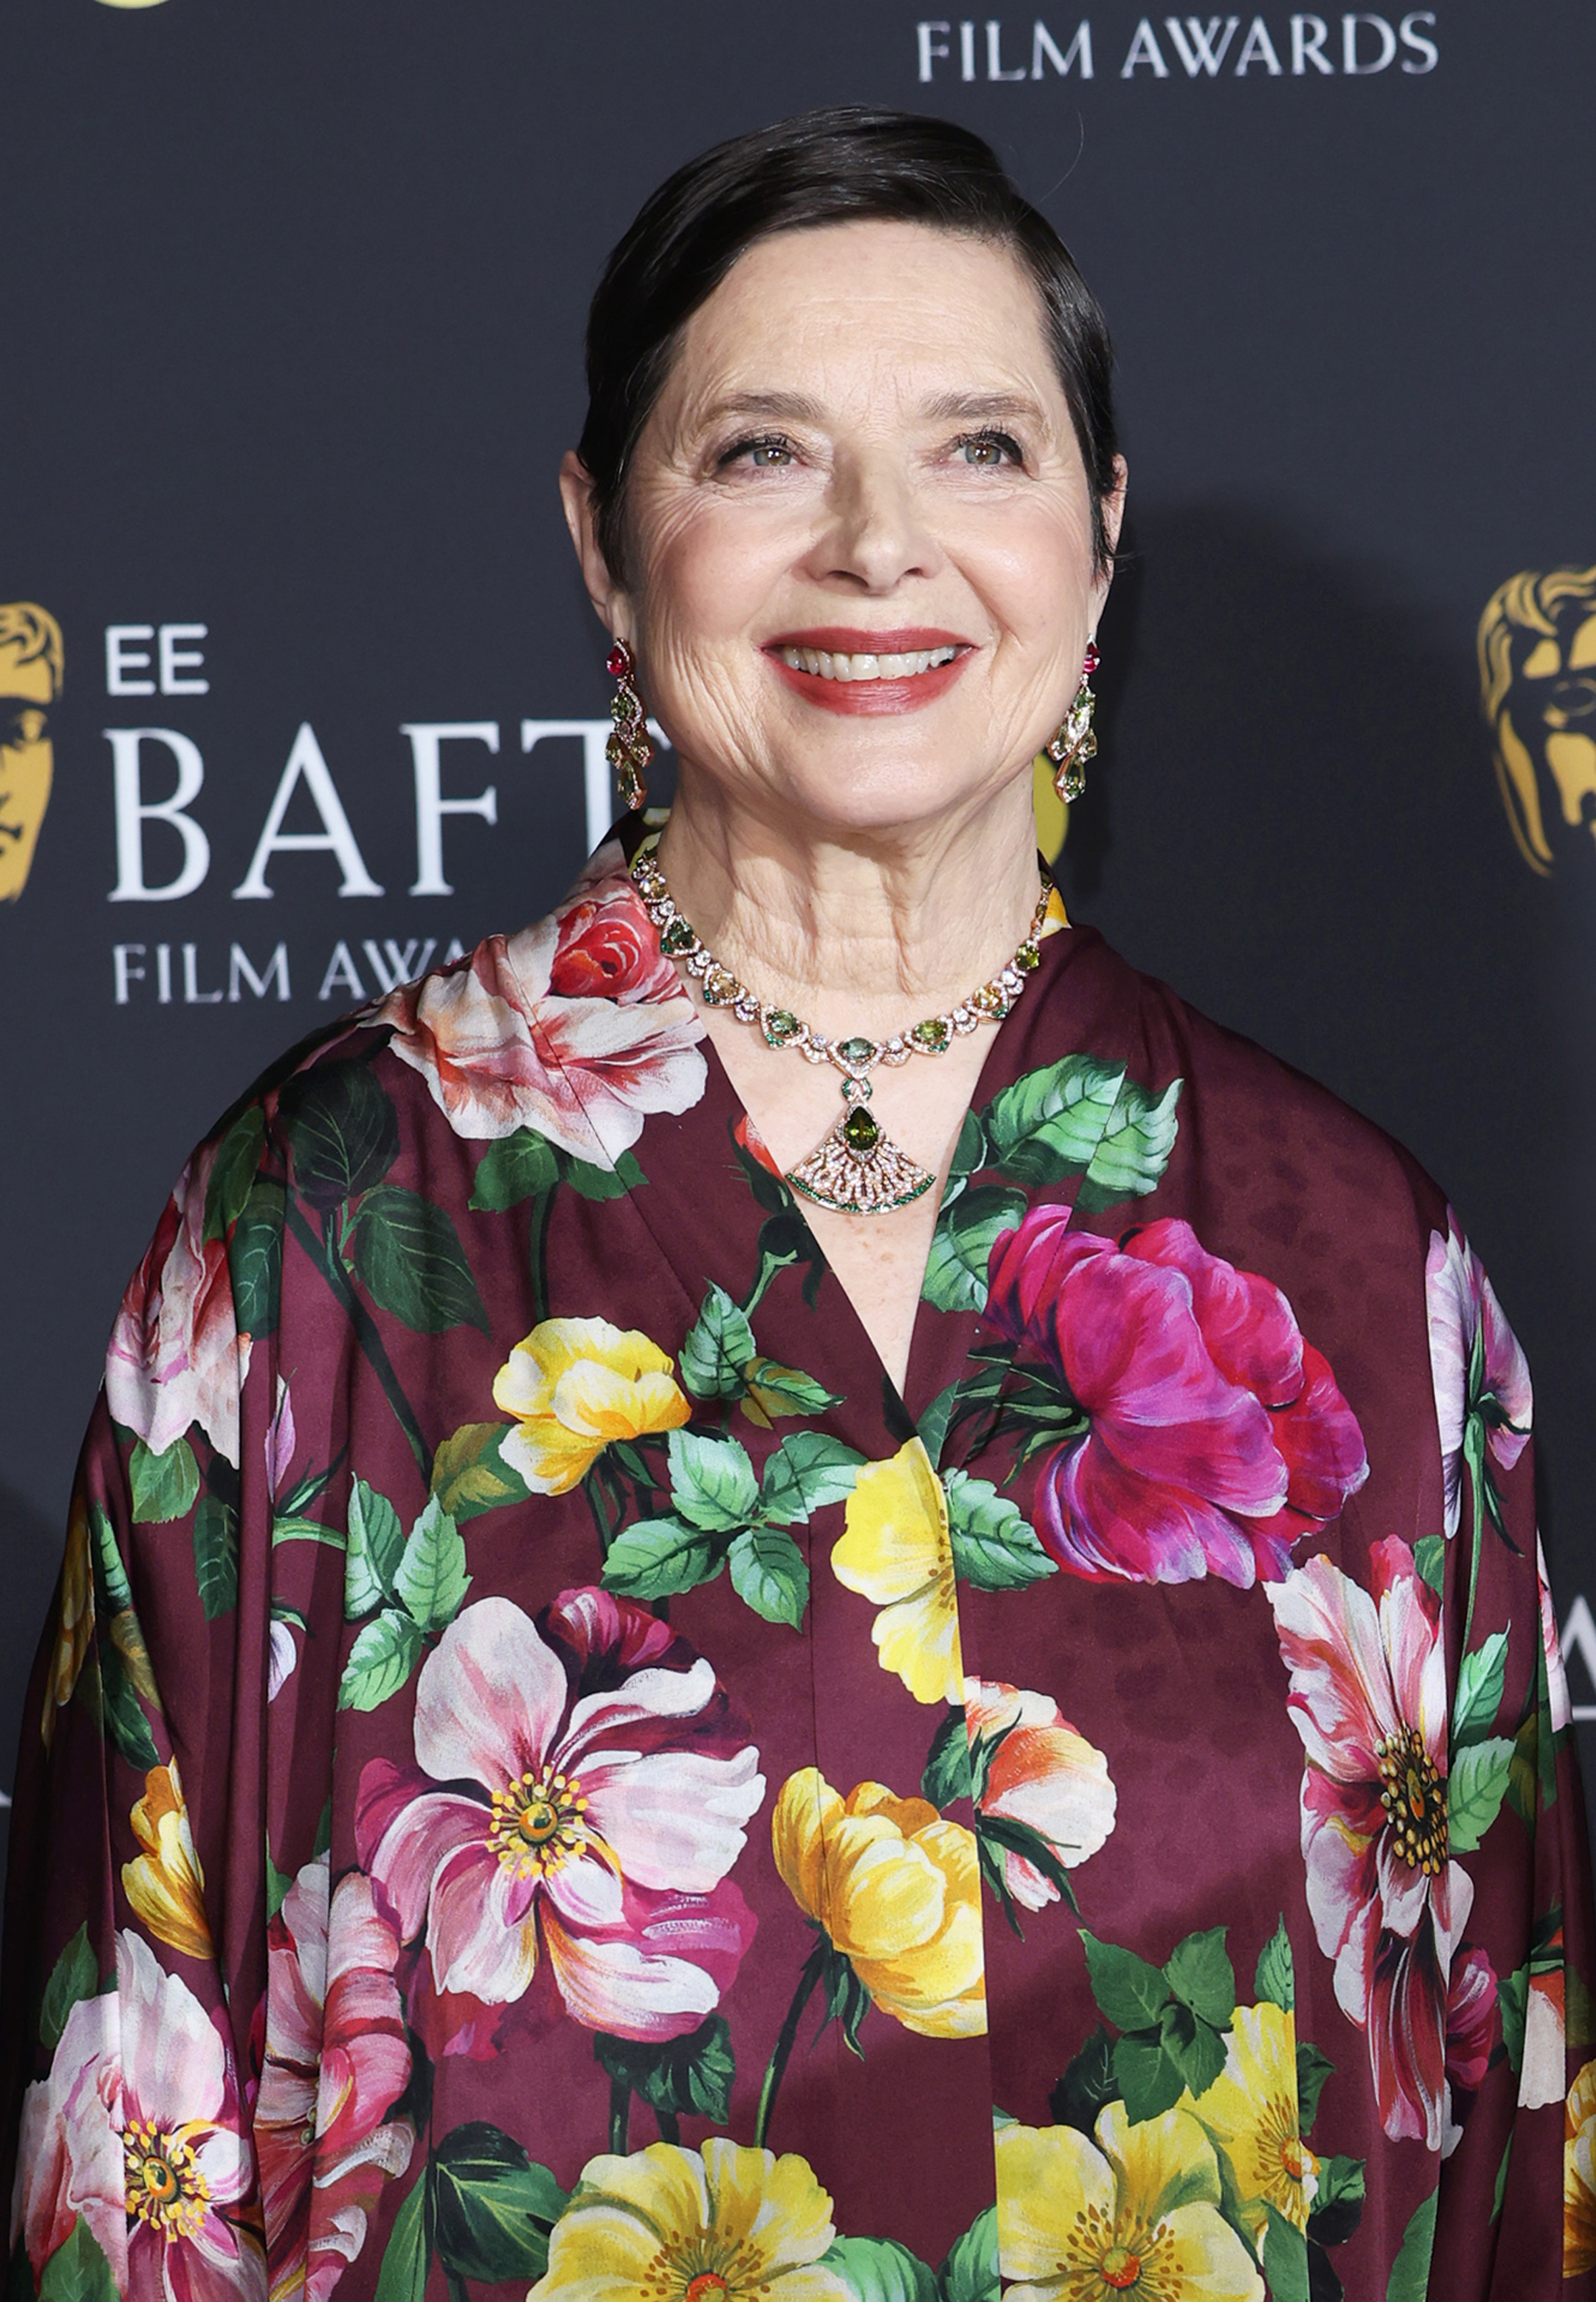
559,452,632,636
1094,455,1128,613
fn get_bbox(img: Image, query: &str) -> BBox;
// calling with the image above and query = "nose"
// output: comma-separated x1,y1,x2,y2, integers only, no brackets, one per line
806,448,941,594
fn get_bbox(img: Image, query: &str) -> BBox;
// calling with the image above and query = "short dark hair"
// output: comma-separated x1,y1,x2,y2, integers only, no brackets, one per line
578,106,1118,581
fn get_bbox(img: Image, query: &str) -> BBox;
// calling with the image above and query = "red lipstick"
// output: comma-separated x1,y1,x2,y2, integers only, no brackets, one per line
763,628,975,717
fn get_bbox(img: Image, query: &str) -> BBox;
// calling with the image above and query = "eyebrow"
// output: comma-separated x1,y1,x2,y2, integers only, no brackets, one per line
695,392,829,429
693,388,1052,432
921,391,1051,427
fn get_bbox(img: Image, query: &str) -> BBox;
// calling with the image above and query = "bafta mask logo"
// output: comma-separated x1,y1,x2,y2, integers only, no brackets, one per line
1478,566,1596,874
0,605,64,904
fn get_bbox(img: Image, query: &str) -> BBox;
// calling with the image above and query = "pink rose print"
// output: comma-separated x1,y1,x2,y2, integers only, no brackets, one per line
255,1857,413,2302
986,1212,1366,1587
1425,1209,1532,1537
961,1678,1116,1910
378,865,703,1158
1267,1537,1482,2149
355,1590,762,2046
14,1931,260,2302
105,1142,250,1467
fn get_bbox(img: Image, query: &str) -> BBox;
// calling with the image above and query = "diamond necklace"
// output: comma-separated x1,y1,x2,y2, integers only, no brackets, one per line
631,845,1053,1216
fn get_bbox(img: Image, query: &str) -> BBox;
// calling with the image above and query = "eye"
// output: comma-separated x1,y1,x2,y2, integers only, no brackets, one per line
953,430,1024,470
719,433,797,471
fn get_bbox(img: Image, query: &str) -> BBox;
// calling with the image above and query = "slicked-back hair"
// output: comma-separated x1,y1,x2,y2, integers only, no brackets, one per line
577,107,1118,582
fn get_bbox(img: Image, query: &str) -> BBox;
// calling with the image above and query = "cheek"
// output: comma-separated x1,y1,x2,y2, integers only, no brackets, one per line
634,493,798,652
961,506,1096,645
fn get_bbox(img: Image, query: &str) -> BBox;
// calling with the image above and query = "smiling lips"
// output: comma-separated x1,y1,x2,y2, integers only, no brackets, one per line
765,627,973,715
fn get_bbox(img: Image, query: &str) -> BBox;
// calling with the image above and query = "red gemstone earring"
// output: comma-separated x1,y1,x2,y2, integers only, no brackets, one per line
606,639,655,814
1045,642,1100,803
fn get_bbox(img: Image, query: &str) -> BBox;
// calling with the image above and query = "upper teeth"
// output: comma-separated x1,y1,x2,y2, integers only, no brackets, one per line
777,645,959,681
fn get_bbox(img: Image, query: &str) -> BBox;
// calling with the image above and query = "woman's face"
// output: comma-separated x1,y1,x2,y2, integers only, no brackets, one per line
564,218,1123,839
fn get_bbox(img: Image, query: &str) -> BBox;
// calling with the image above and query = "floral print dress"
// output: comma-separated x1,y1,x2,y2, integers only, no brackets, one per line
2,824,1590,2302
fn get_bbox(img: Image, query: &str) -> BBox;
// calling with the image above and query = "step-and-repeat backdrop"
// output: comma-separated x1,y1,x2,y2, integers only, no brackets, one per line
5,0,1596,1861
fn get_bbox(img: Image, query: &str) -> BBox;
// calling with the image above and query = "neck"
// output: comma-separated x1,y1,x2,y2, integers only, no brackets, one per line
652,772,1044,1039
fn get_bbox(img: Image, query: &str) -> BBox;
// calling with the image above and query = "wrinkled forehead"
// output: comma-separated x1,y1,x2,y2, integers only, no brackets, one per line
660,220,1069,435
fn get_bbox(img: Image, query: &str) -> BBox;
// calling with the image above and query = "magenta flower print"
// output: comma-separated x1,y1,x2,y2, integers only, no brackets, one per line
1425,1209,1531,1538
355,1590,763,2045
985,1212,1367,1587
14,1931,260,2302
1267,1537,1475,2149
254,1857,413,2302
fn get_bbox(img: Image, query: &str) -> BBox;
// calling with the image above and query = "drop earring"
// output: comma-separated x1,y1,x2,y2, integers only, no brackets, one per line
606,638,654,813
1045,642,1100,803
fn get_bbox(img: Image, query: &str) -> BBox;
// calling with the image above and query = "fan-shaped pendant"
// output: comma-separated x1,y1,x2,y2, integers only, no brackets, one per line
784,1101,936,1215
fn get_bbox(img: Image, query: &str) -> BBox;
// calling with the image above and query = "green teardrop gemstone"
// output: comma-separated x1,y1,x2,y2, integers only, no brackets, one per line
661,918,695,955
842,1107,881,1155
838,1036,875,1064
911,1018,951,1051
1015,942,1040,973
765,1010,800,1044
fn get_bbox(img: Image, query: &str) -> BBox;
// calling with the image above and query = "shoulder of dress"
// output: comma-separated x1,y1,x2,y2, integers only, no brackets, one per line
1054,928,1449,1237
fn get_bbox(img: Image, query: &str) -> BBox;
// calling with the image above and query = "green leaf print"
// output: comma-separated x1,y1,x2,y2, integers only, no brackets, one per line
564,1150,646,1200
820,2237,937,2302
1452,1629,1509,1747
37,2220,117,2302
228,1176,284,1338
1073,1074,1184,1215
739,1359,845,1424
921,1186,1027,1314
1254,1917,1295,2012
1162,1926,1236,2029
1447,1735,1515,1851
1259,2203,1311,2302
936,2209,998,2302
758,1431,865,1522
603,1517,724,1602
373,2167,433,2302
430,2122,568,2285
203,1104,266,1242
679,1285,759,1401
922,1709,975,1810
280,1059,400,1210
1080,1932,1169,2032
943,1472,1055,1590
339,1611,426,1712
128,1438,200,1525
983,1054,1129,1186
469,1128,559,1211
265,1849,295,1923
1294,2040,1335,2132
727,1526,809,1627
667,1429,760,1531
429,1423,532,1521
1497,1964,1529,2072
38,1926,99,2053
1308,2155,1367,2248
1384,2190,1437,2302
1049,2026,1120,2136
592,2016,736,2126
1112,2027,1193,2124
193,1496,238,1620
1413,1533,1445,1596
394,1498,471,1633
351,1186,489,1335
345,1479,405,1618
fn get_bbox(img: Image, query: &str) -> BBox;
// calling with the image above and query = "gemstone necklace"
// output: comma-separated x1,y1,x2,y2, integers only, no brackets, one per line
631,844,1053,1216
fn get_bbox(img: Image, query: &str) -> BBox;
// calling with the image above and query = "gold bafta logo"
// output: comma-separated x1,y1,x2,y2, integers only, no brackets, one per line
0,605,64,904
1478,566,1596,873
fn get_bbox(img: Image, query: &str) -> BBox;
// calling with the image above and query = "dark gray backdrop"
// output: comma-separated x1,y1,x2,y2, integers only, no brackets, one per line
5,0,1596,1866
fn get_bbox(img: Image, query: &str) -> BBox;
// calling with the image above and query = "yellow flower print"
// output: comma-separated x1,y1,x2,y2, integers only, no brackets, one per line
1566,2057,1596,2277
493,1316,691,1495
997,2107,1265,2302
529,2136,853,2301
41,1496,95,1750
1185,2001,1317,2246
830,1438,962,1705
122,1760,212,1960
772,1768,986,2040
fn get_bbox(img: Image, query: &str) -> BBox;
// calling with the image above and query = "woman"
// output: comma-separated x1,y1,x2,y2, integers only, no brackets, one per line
2,108,1588,2302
